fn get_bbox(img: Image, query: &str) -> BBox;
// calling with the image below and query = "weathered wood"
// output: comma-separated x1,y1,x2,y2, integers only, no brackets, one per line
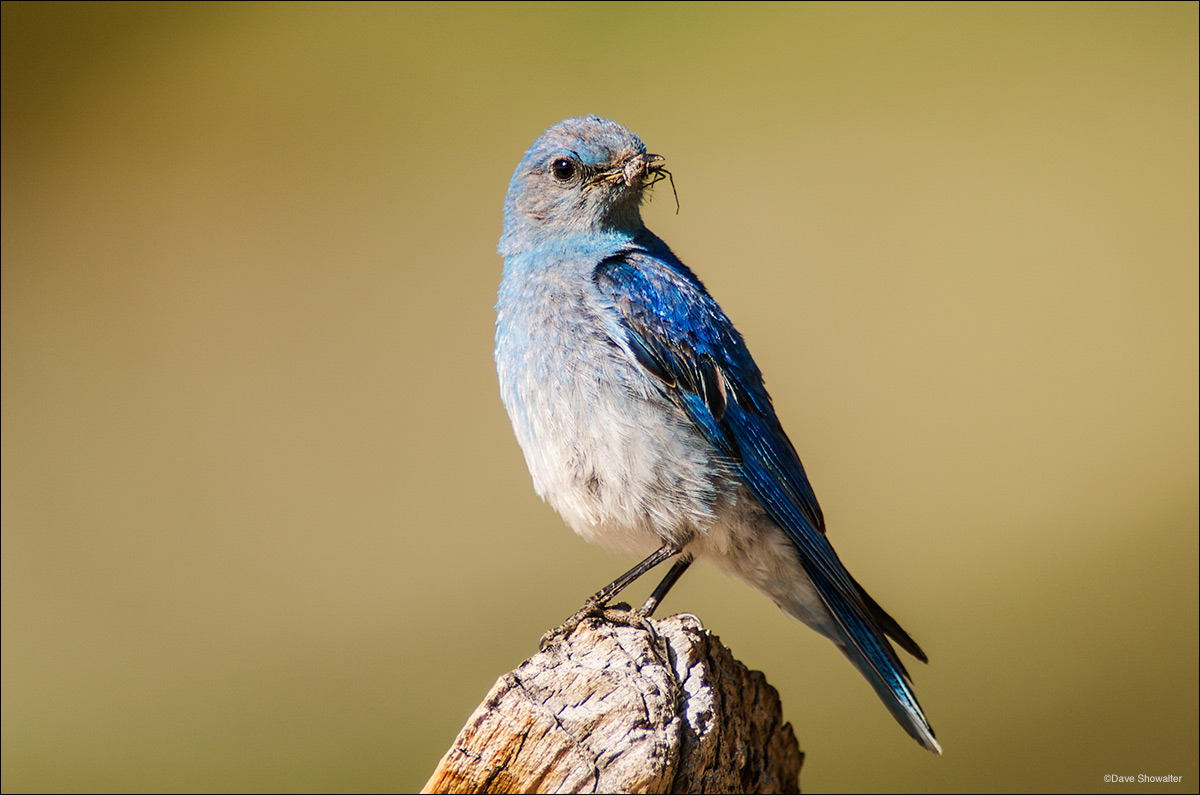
423,612,802,794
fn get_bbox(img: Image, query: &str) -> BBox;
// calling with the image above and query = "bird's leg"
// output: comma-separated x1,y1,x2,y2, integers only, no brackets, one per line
639,555,693,617
540,543,683,649
587,542,683,608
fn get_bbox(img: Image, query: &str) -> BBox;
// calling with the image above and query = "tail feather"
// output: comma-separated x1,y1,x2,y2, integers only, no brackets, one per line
819,571,941,754
852,573,929,664
838,631,941,754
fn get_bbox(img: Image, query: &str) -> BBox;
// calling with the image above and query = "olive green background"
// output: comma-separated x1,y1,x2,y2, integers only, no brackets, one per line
3,2,1197,792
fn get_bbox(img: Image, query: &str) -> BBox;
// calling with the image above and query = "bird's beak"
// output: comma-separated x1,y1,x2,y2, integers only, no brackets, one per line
594,152,676,212
622,153,666,188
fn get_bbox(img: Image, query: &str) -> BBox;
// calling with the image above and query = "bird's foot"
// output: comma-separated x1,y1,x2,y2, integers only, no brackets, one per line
538,600,650,651
539,597,605,651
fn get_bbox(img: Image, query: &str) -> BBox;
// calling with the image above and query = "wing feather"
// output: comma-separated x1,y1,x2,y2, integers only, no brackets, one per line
593,241,939,752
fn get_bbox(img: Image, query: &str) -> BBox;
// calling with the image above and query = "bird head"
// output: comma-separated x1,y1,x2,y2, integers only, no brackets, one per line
500,116,669,254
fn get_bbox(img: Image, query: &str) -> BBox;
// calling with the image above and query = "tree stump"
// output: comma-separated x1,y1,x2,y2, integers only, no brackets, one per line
423,612,803,794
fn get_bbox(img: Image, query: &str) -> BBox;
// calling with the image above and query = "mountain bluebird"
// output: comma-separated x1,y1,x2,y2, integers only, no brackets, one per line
495,115,940,753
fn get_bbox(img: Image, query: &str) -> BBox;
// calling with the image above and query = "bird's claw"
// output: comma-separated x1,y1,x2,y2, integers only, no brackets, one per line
538,600,649,651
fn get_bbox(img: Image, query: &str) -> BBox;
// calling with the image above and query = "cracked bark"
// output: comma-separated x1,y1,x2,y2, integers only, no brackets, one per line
422,614,803,794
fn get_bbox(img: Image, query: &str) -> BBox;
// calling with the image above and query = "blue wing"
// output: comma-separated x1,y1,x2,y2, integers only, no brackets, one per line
593,235,940,753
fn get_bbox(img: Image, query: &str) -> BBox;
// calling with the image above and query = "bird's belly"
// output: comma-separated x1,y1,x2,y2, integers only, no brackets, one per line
497,304,734,557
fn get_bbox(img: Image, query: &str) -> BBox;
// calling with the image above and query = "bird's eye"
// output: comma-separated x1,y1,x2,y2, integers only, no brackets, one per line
550,158,576,181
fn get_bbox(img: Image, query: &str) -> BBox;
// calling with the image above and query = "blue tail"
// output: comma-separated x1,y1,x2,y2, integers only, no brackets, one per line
729,404,941,753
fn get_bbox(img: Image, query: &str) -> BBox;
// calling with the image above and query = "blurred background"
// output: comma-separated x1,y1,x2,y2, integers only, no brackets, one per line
3,2,1196,792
